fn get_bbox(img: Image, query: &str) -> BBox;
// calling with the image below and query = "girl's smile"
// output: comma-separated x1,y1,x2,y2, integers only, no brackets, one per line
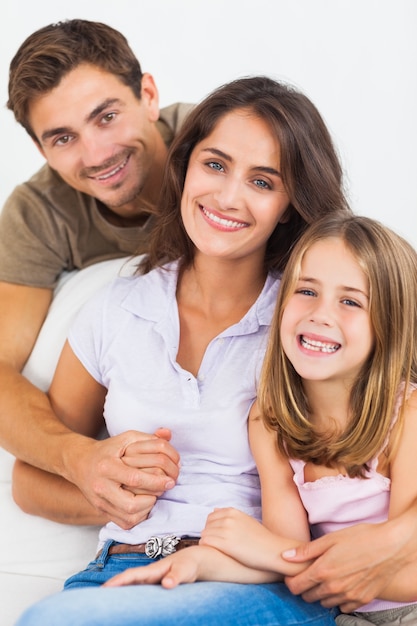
281,237,373,384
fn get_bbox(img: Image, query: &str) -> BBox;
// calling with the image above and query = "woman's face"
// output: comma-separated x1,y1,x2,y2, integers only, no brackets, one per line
180,109,290,265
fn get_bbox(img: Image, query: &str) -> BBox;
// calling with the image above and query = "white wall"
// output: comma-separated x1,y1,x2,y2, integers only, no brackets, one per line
1,0,416,247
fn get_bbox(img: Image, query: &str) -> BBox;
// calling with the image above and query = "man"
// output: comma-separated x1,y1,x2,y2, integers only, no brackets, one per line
0,19,191,528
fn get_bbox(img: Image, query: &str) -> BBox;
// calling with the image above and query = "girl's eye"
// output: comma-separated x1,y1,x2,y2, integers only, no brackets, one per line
253,179,270,190
207,161,224,172
297,288,316,297
342,298,361,308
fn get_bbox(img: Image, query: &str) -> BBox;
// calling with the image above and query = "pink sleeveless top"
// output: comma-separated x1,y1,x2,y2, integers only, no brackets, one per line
289,383,417,613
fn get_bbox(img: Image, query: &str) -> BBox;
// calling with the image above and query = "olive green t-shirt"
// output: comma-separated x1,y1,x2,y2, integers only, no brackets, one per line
0,103,193,288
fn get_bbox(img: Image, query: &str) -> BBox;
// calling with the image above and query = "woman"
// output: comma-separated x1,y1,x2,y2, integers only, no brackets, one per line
16,76,348,626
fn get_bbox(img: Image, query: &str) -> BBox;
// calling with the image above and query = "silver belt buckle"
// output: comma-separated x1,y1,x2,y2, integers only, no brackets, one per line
145,534,180,558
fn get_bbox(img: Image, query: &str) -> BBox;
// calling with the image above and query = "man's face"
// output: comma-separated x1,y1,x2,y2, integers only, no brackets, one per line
28,63,163,222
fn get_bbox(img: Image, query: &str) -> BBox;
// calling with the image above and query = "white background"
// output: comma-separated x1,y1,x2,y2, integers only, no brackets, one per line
1,0,416,246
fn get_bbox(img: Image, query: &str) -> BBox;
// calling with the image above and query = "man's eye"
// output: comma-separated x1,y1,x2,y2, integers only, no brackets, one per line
55,135,72,146
102,112,116,124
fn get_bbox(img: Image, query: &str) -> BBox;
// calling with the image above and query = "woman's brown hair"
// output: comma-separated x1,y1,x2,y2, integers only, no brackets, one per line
141,76,350,276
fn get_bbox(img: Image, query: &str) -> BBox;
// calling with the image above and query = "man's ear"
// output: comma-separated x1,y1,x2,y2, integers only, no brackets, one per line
140,73,160,122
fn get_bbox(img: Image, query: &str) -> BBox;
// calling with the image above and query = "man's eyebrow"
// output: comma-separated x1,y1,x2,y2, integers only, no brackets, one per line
86,98,121,123
41,126,71,143
41,98,121,143
201,147,282,177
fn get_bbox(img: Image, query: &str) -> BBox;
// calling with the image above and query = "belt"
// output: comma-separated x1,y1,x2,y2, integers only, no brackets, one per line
103,535,200,559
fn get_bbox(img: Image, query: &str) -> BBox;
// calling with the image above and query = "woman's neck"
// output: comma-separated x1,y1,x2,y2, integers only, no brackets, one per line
177,253,267,319
175,253,267,377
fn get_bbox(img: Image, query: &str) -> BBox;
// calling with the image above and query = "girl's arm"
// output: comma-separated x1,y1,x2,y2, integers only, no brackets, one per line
199,401,311,576
105,401,312,588
105,545,281,589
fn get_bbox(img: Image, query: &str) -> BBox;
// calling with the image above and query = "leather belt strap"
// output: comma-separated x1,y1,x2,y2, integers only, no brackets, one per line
108,538,199,555
98,536,200,560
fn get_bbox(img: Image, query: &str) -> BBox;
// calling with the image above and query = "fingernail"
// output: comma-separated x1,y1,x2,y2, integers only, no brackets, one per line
282,549,296,558
165,480,175,489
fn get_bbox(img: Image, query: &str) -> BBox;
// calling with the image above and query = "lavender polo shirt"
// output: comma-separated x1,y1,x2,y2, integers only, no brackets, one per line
68,261,280,549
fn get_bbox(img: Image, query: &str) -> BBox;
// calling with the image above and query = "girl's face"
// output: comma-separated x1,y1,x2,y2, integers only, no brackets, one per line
281,237,374,385
180,109,290,265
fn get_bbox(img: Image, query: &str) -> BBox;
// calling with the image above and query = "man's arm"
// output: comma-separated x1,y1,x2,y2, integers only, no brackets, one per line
0,283,179,528
12,460,108,526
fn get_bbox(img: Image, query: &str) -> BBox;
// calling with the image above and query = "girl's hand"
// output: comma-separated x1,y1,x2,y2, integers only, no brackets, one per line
200,507,276,571
103,545,206,589
104,543,280,588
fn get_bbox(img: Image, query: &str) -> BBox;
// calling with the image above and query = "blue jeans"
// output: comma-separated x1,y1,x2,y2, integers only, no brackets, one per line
16,540,339,625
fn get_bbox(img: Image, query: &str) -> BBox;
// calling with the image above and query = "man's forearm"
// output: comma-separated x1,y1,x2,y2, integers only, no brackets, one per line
12,460,107,526
0,363,89,475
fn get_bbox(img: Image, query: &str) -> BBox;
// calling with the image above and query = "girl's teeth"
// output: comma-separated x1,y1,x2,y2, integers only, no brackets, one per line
300,336,340,353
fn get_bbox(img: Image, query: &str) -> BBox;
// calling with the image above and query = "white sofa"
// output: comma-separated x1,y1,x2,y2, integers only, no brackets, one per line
0,257,140,625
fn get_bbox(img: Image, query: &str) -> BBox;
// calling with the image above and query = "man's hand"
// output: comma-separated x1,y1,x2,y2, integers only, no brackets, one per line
64,428,180,529
282,523,406,612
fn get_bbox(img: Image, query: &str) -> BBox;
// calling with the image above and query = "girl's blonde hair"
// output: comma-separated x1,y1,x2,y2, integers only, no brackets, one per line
258,212,417,476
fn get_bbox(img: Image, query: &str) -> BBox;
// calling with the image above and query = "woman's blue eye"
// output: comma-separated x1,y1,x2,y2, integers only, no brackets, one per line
208,161,224,171
254,179,270,189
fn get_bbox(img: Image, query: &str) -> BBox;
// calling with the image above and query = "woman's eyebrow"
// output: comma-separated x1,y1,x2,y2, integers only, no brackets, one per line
201,147,282,177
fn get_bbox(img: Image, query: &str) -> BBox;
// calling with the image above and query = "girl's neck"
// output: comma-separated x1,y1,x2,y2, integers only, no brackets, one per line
303,379,351,432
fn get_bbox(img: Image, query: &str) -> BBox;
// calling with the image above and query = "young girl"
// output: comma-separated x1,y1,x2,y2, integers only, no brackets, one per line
107,213,417,625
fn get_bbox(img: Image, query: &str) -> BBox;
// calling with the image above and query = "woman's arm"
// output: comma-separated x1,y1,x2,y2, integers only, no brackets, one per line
13,342,179,528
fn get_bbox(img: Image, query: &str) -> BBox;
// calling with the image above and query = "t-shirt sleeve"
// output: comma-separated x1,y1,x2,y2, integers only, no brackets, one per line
67,286,109,386
0,183,71,288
